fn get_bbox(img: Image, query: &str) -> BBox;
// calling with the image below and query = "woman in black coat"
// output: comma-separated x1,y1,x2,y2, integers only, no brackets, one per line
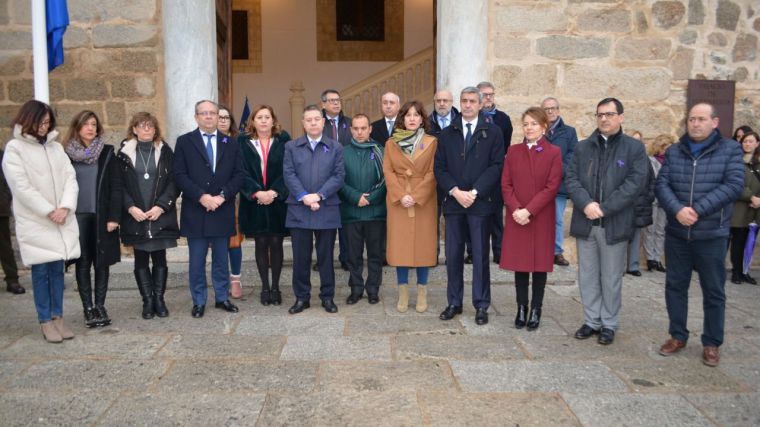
238,105,290,306
64,111,121,327
116,112,179,319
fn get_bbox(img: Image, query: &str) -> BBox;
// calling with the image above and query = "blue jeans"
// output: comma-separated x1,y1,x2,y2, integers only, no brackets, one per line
188,237,230,305
396,267,429,285
31,260,65,323
228,246,242,276
665,234,727,347
555,196,567,255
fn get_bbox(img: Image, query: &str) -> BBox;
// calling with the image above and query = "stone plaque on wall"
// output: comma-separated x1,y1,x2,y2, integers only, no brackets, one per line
687,80,735,137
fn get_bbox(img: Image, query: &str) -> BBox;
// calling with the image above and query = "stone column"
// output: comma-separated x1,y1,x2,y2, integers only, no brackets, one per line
162,0,218,146
436,0,488,107
289,81,306,139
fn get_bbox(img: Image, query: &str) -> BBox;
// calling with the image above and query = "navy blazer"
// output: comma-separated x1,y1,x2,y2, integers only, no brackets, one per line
173,128,245,238
322,110,352,145
283,135,345,230
429,107,460,137
434,114,505,216
370,118,393,147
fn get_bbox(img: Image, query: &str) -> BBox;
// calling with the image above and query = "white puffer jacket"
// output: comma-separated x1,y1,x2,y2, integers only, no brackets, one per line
2,125,80,265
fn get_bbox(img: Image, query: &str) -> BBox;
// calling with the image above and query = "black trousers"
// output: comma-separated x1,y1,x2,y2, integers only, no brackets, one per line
344,220,385,296
291,228,336,301
0,216,18,285
729,226,749,275
75,213,110,307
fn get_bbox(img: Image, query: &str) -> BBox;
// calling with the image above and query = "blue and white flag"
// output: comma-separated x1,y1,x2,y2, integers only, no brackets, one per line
239,96,251,133
46,0,69,71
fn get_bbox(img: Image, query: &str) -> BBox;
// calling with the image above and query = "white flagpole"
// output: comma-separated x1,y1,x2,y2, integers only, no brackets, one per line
32,0,50,103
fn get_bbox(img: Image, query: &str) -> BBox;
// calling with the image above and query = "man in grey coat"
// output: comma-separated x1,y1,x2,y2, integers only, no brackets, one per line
565,97,648,345
283,105,346,314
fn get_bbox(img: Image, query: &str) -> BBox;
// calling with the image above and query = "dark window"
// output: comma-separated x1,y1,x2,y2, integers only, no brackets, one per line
231,10,249,60
336,0,385,41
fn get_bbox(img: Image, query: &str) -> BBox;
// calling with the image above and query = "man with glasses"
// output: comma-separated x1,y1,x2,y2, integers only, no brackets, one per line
541,97,578,267
370,92,400,146
430,90,459,137
173,100,245,318
565,97,648,345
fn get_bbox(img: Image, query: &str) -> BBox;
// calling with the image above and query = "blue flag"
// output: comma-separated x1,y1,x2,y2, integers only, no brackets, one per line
238,96,251,133
46,0,69,72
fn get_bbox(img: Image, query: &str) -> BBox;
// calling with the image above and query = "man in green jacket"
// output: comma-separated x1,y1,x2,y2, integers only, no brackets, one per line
339,114,387,305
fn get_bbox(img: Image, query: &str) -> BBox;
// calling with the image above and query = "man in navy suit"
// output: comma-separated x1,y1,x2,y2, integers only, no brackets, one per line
284,105,346,314
370,92,400,146
174,100,245,318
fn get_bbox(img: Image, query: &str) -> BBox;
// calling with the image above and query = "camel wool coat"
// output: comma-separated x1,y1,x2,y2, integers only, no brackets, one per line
384,133,438,267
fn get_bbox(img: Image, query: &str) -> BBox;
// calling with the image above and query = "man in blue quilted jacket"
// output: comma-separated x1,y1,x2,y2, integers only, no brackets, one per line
655,103,744,367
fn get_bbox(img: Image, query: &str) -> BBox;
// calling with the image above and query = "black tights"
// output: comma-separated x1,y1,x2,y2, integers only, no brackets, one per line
134,249,167,270
515,271,547,308
254,235,284,290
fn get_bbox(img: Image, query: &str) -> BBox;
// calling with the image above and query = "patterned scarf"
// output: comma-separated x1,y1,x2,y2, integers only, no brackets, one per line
65,136,104,164
392,128,423,156
351,139,384,191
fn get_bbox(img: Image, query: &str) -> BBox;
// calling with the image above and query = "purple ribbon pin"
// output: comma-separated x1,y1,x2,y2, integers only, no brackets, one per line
370,152,375,160
535,146,543,153
616,159,625,167
420,143,424,150
222,137,228,144
323,146,329,153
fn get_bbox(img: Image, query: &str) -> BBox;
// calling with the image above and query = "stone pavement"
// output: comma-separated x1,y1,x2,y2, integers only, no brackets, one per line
0,246,759,426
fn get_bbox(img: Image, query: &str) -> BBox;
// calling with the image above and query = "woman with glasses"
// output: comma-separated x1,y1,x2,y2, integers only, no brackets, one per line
3,100,80,342
64,110,121,328
116,112,179,319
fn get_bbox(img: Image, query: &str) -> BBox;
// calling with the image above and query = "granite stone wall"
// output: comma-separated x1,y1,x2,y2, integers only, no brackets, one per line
489,0,760,141
0,0,164,145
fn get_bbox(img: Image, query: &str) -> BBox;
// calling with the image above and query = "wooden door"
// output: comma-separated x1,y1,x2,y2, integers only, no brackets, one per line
216,0,232,108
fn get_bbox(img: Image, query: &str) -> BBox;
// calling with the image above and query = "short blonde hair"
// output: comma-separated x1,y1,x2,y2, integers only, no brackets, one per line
647,134,674,156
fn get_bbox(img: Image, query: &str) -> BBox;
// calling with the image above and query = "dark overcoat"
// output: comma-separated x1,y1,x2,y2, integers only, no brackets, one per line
500,138,563,273
238,131,290,236
283,135,345,230
173,129,245,238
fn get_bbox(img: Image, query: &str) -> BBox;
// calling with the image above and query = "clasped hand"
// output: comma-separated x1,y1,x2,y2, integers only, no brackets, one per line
676,206,699,226
512,208,531,225
452,188,475,209
47,207,69,225
401,194,415,208
129,206,165,222
302,193,321,211
583,202,604,220
200,194,225,212
256,190,276,205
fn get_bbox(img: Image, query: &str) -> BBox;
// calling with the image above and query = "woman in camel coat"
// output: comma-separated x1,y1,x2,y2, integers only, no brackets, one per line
384,100,438,313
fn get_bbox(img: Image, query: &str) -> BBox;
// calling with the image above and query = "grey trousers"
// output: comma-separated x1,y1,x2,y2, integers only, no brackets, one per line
577,226,627,331
643,206,666,262
627,228,641,271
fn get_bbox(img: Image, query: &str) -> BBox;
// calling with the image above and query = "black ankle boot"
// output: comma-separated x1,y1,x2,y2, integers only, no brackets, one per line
135,269,155,319
76,265,94,314
94,305,111,327
270,285,282,305
526,307,542,331
152,266,169,317
514,305,528,329
83,307,98,328
646,260,658,271
93,268,111,326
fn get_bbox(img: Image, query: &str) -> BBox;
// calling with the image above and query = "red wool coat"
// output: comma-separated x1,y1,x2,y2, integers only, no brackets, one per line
500,138,563,272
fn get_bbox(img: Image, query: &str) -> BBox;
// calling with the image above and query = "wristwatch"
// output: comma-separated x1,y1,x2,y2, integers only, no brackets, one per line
470,189,478,197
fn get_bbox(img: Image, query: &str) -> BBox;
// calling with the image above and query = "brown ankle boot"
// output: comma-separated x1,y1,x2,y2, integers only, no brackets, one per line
416,285,428,313
52,317,74,340
41,321,63,343
397,284,409,313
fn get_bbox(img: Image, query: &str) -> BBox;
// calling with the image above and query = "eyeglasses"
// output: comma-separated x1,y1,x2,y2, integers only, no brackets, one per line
481,92,495,98
197,111,218,117
595,112,619,119
543,107,558,113
324,98,341,104
218,116,231,122
40,120,51,126
434,99,452,103
137,123,155,130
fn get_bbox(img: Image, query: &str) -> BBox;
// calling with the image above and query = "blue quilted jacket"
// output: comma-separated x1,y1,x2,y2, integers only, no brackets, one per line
655,130,744,240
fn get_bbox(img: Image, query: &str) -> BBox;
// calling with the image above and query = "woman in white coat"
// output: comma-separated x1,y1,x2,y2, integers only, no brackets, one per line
2,100,80,343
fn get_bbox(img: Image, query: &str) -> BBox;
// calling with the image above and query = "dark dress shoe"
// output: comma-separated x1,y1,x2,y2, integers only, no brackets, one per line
191,305,205,318
514,304,528,329
493,254,500,264
731,272,743,284
367,294,380,304
270,289,282,305
312,263,319,271
646,260,658,271
526,307,542,331
346,293,362,305
6,282,25,294
655,262,666,272
322,299,338,313
553,254,570,266
260,289,271,306
626,270,642,277
463,255,473,264
439,305,462,320
475,308,488,325
215,300,239,313
598,328,615,345
288,299,310,314
341,262,349,271
743,274,757,285
574,324,599,339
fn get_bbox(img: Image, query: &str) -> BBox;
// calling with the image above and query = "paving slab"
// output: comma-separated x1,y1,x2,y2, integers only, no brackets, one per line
685,393,760,427
155,360,317,393
6,359,169,392
235,315,345,336
157,334,284,360
346,315,463,336
450,361,627,393
720,362,760,392
101,391,266,426
608,359,749,392
317,361,455,392
394,334,524,361
281,336,391,361
257,389,422,426
0,390,117,426
516,334,658,361
460,314,569,336
0,360,28,385
562,393,713,427
0,333,167,360
421,392,581,426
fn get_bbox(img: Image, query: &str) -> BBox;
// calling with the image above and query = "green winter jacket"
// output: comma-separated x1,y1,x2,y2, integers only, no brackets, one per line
339,139,387,223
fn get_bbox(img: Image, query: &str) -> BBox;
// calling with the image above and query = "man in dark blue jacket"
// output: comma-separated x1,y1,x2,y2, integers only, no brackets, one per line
655,103,744,367
435,87,504,325
542,97,578,266
284,105,346,314
174,100,245,318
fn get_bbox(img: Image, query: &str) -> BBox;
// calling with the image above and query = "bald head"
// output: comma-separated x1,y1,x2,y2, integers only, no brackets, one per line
381,92,400,119
434,90,454,117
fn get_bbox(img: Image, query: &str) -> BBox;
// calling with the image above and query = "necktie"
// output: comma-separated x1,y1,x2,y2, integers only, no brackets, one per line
387,120,394,135
204,133,214,172
464,123,472,150
441,117,448,129
331,119,338,140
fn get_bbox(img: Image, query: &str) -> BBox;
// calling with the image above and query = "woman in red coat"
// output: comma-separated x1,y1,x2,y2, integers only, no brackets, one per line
500,107,563,331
